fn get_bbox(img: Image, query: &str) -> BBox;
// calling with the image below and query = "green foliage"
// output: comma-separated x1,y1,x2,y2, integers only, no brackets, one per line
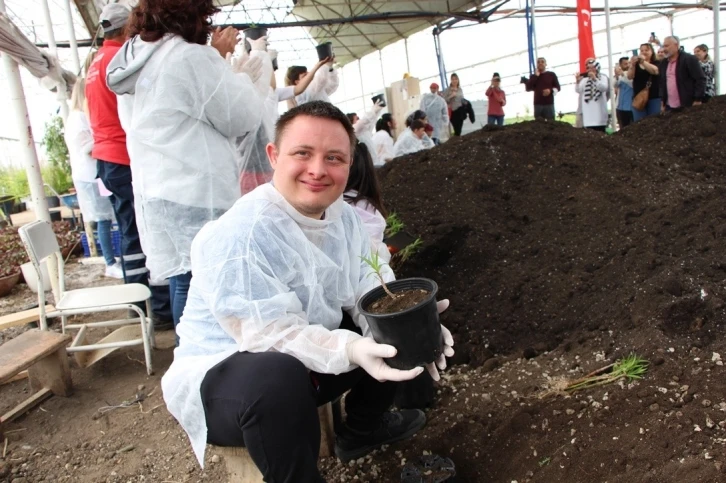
399,237,423,263
0,167,30,201
385,212,405,238
565,354,648,393
360,252,396,299
538,457,551,467
42,116,73,194
42,164,74,195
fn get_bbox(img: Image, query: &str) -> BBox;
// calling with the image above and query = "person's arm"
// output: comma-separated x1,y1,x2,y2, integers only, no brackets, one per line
354,102,383,136
627,57,638,80
441,100,450,125
196,47,265,139
485,86,494,96
324,67,340,96
276,86,296,102
575,77,585,94
525,74,538,91
501,90,506,106
291,58,328,96
641,60,659,76
552,73,561,94
381,134,395,163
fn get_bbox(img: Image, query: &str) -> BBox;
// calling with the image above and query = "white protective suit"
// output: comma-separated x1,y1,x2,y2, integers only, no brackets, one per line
419,92,449,140
344,190,390,262
106,34,264,282
295,66,339,105
161,183,394,465
64,110,114,222
372,129,395,163
393,128,430,158
353,105,384,167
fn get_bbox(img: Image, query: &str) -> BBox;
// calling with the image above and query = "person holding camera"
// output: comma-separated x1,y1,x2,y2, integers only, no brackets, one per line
485,73,506,126
627,43,661,121
524,57,560,121
575,59,609,132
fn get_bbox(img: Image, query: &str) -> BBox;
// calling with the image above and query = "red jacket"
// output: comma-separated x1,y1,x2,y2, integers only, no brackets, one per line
86,40,129,165
486,87,506,116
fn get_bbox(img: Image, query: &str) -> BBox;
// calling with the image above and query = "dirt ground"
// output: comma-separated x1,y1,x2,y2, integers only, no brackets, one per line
2,98,726,482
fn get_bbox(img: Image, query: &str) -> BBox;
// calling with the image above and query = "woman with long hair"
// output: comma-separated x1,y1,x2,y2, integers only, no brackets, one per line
694,44,716,102
372,113,396,163
64,79,122,278
628,43,661,121
443,73,466,135
106,0,265,333
344,142,390,261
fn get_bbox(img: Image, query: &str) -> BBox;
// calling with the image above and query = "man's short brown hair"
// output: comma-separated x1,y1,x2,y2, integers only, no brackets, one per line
411,119,426,131
275,101,356,155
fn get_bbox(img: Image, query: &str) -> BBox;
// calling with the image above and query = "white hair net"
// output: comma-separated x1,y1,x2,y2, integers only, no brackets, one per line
107,34,265,282
162,183,394,465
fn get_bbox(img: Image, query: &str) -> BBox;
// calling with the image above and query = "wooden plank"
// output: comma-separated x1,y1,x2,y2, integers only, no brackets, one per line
211,445,264,483
72,325,141,368
0,305,55,331
28,348,72,397
0,387,52,425
318,403,335,458
0,330,71,384
0,370,28,386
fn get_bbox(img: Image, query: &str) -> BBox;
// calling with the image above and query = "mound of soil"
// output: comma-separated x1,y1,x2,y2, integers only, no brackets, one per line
320,98,726,482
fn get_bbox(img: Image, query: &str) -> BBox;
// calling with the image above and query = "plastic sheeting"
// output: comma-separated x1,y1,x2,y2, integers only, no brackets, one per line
107,34,265,282
162,183,394,465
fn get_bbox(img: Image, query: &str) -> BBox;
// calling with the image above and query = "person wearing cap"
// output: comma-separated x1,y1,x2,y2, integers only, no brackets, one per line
86,2,172,327
419,83,449,144
485,73,506,126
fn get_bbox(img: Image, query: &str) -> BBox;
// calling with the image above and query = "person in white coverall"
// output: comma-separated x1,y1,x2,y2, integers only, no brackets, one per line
393,119,431,157
351,100,385,167
161,101,455,481
419,82,449,144
372,113,397,163
285,59,339,106
106,0,265,332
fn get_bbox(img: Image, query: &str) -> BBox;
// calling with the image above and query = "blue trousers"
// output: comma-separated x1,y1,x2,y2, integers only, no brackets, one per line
632,98,661,122
96,219,116,266
97,160,171,321
169,271,193,329
487,115,504,126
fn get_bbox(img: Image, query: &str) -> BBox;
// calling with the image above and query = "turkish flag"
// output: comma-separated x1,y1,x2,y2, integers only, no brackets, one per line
577,0,595,73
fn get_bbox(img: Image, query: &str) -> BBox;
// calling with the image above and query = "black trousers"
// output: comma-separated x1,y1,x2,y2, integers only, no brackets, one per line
97,160,171,320
450,106,468,136
202,351,396,482
616,109,633,129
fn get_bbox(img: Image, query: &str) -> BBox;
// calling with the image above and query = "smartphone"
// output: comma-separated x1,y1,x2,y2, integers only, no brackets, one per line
651,32,656,38
632,49,638,57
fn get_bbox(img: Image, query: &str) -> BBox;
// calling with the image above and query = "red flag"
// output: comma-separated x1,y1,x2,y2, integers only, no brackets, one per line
577,0,595,73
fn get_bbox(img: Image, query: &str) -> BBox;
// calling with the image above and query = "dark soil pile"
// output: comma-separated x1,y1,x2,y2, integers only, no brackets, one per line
380,97,726,365
319,98,726,482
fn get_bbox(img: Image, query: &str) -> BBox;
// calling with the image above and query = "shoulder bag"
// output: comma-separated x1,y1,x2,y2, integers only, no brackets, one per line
632,74,652,111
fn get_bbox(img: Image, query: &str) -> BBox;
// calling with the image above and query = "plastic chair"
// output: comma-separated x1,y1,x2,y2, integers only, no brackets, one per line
18,220,155,375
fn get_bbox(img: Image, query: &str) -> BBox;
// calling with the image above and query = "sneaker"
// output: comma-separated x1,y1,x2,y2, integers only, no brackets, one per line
334,409,426,462
104,263,124,279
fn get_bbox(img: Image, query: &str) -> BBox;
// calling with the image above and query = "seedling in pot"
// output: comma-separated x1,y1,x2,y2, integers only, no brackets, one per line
385,212,405,238
361,252,397,300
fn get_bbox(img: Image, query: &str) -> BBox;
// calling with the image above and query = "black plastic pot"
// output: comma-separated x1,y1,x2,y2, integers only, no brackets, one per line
371,93,386,107
272,58,278,71
50,210,62,222
358,278,442,370
243,27,268,53
46,196,60,208
316,42,334,61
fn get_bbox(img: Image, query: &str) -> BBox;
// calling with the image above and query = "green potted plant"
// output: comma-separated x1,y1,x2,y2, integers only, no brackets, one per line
42,116,73,211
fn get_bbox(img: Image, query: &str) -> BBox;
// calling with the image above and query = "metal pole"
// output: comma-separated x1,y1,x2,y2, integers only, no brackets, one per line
531,0,538,59
378,49,386,89
404,38,411,74
62,0,81,73
358,59,366,108
605,0,616,131
715,0,721,95
434,28,448,89
41,0,69,121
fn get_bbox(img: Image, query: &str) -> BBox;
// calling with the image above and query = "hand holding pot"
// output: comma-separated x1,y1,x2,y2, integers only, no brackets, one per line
425,299,455,382
347,337,424,382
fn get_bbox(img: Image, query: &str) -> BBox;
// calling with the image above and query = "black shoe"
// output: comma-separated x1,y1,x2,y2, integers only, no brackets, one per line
151,315,174,331
334,409,426,462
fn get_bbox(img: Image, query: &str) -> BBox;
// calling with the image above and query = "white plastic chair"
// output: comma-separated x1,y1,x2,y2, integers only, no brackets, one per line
18,220,155,375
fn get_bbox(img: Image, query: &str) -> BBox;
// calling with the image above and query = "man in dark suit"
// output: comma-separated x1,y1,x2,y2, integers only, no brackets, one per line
659,36,706,112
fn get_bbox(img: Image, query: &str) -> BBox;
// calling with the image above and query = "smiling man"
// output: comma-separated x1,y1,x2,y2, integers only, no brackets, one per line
161,101,454,482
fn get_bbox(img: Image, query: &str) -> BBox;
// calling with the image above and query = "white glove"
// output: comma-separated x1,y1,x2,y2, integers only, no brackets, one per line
425,299,455,382
373,99,384,113
238,55,263,84
226,51,248,74
246,36,268,52
268,49,278,61
346,338,424,382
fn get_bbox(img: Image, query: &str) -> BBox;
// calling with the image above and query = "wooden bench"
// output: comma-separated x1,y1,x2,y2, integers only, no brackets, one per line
0,329,72,437
211,402,337,482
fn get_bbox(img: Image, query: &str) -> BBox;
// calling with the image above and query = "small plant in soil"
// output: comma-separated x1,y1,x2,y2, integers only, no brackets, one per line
360,253,431,314
385,212,405,238
399,237,423,262
542,354,648,397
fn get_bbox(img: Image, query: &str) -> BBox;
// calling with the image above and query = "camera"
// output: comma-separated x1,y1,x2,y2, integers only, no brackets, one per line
520,76,528,84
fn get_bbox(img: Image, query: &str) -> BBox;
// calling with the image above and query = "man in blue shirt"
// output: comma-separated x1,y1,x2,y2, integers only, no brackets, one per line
614,57,634,129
